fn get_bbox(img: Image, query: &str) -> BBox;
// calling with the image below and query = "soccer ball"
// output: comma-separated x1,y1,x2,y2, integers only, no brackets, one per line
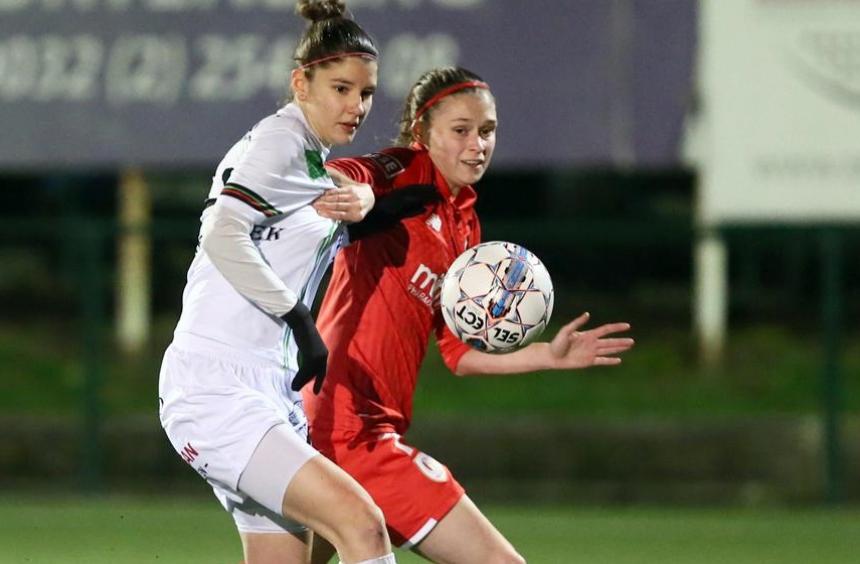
440,241,554,353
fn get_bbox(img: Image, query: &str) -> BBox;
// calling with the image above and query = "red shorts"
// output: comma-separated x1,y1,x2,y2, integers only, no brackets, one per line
318,430,465,548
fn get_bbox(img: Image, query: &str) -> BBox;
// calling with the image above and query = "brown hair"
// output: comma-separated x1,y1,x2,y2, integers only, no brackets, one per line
395,67,492,147
294,0,378,78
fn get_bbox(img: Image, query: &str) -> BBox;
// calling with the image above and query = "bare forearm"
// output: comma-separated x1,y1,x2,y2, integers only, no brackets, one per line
454,343,555,376
452,313,634,377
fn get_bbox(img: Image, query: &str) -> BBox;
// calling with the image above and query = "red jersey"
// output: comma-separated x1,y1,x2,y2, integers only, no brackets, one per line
303,146,479,438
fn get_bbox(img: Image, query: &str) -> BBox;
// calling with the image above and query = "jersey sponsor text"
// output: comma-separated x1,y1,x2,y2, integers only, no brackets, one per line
408,264,443,308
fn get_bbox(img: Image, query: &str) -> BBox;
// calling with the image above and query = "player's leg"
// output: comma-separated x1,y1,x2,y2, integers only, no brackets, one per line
310,532,339,564
317,431,488,558
159,349,391,563
283,454,392,563
240,530,311,564
159,346,305,563
412,495,524,564
238,423,394,564
212,460,313,563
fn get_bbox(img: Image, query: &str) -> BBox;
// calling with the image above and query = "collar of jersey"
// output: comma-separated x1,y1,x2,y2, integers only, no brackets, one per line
409,142,477,209
279,103,331,161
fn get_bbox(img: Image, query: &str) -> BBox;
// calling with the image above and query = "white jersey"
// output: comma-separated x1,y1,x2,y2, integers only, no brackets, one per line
173,103,344,371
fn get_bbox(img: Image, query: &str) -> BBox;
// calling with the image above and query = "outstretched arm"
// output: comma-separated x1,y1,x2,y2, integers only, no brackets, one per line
453,312,634,376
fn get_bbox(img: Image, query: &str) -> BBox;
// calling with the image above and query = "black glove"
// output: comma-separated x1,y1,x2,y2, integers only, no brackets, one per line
282,302,328,394
347,184,441,241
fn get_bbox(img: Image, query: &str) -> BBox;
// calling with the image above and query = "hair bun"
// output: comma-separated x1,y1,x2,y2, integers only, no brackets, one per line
297,0,347,22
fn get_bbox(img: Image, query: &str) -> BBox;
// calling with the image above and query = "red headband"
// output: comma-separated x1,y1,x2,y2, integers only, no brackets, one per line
412,80,490,126
298,51,377,70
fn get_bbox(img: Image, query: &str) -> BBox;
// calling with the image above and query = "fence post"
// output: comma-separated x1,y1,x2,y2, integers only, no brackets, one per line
78,220,106,492
117,168,152,354
820,227,843,504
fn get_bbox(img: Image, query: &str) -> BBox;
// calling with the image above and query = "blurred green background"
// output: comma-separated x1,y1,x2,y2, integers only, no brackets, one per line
1,170,859,562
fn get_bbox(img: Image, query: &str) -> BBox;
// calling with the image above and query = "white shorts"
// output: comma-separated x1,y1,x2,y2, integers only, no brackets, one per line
158,343,318,533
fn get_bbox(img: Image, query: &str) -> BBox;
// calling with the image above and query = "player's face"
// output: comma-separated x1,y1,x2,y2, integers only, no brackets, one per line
424,91,497,193
294,57,378,147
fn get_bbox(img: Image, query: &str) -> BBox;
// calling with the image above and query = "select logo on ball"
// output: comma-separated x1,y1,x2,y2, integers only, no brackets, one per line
440,241,554,353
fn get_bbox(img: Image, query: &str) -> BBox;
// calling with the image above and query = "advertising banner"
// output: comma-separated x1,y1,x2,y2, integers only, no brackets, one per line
0,0,695,168
699,0,860,224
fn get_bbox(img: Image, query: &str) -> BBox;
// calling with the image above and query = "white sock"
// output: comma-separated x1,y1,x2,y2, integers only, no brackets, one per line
340,554,397,564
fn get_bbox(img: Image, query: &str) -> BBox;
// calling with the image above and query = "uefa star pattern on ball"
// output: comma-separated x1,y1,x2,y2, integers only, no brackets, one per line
440,241,554,353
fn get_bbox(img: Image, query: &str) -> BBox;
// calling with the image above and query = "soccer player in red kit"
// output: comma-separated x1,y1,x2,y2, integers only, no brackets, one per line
305,68,635,563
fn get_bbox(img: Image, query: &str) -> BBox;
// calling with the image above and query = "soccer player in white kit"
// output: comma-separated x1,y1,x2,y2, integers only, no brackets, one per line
158,2,397,563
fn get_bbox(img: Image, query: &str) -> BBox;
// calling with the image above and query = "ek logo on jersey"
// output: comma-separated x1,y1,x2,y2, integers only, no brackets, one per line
250,225,283,242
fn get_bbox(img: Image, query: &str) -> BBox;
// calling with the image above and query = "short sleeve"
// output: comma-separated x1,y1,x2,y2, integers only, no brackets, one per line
328,150,413,197
327,156,391,196
435,320,472,373
436,213,481,372
327,157,376,186
218,116,334,223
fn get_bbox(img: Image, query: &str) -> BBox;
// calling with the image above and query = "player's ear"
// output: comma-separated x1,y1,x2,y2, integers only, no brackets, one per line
291,68,309,102
411,121,428,147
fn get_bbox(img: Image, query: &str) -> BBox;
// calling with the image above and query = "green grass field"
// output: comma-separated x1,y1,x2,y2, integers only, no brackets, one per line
1,496,858,563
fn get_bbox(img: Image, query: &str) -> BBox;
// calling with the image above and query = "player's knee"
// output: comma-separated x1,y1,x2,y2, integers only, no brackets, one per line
329,491,387,552
344,499,387,547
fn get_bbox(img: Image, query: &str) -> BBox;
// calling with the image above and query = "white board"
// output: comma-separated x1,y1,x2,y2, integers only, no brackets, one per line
698,0,860,225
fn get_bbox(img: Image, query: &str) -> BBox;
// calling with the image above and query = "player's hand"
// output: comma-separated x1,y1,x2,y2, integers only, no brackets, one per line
282,303,328,394
313,171,375,223
347,184,441,241
548,312,634,369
